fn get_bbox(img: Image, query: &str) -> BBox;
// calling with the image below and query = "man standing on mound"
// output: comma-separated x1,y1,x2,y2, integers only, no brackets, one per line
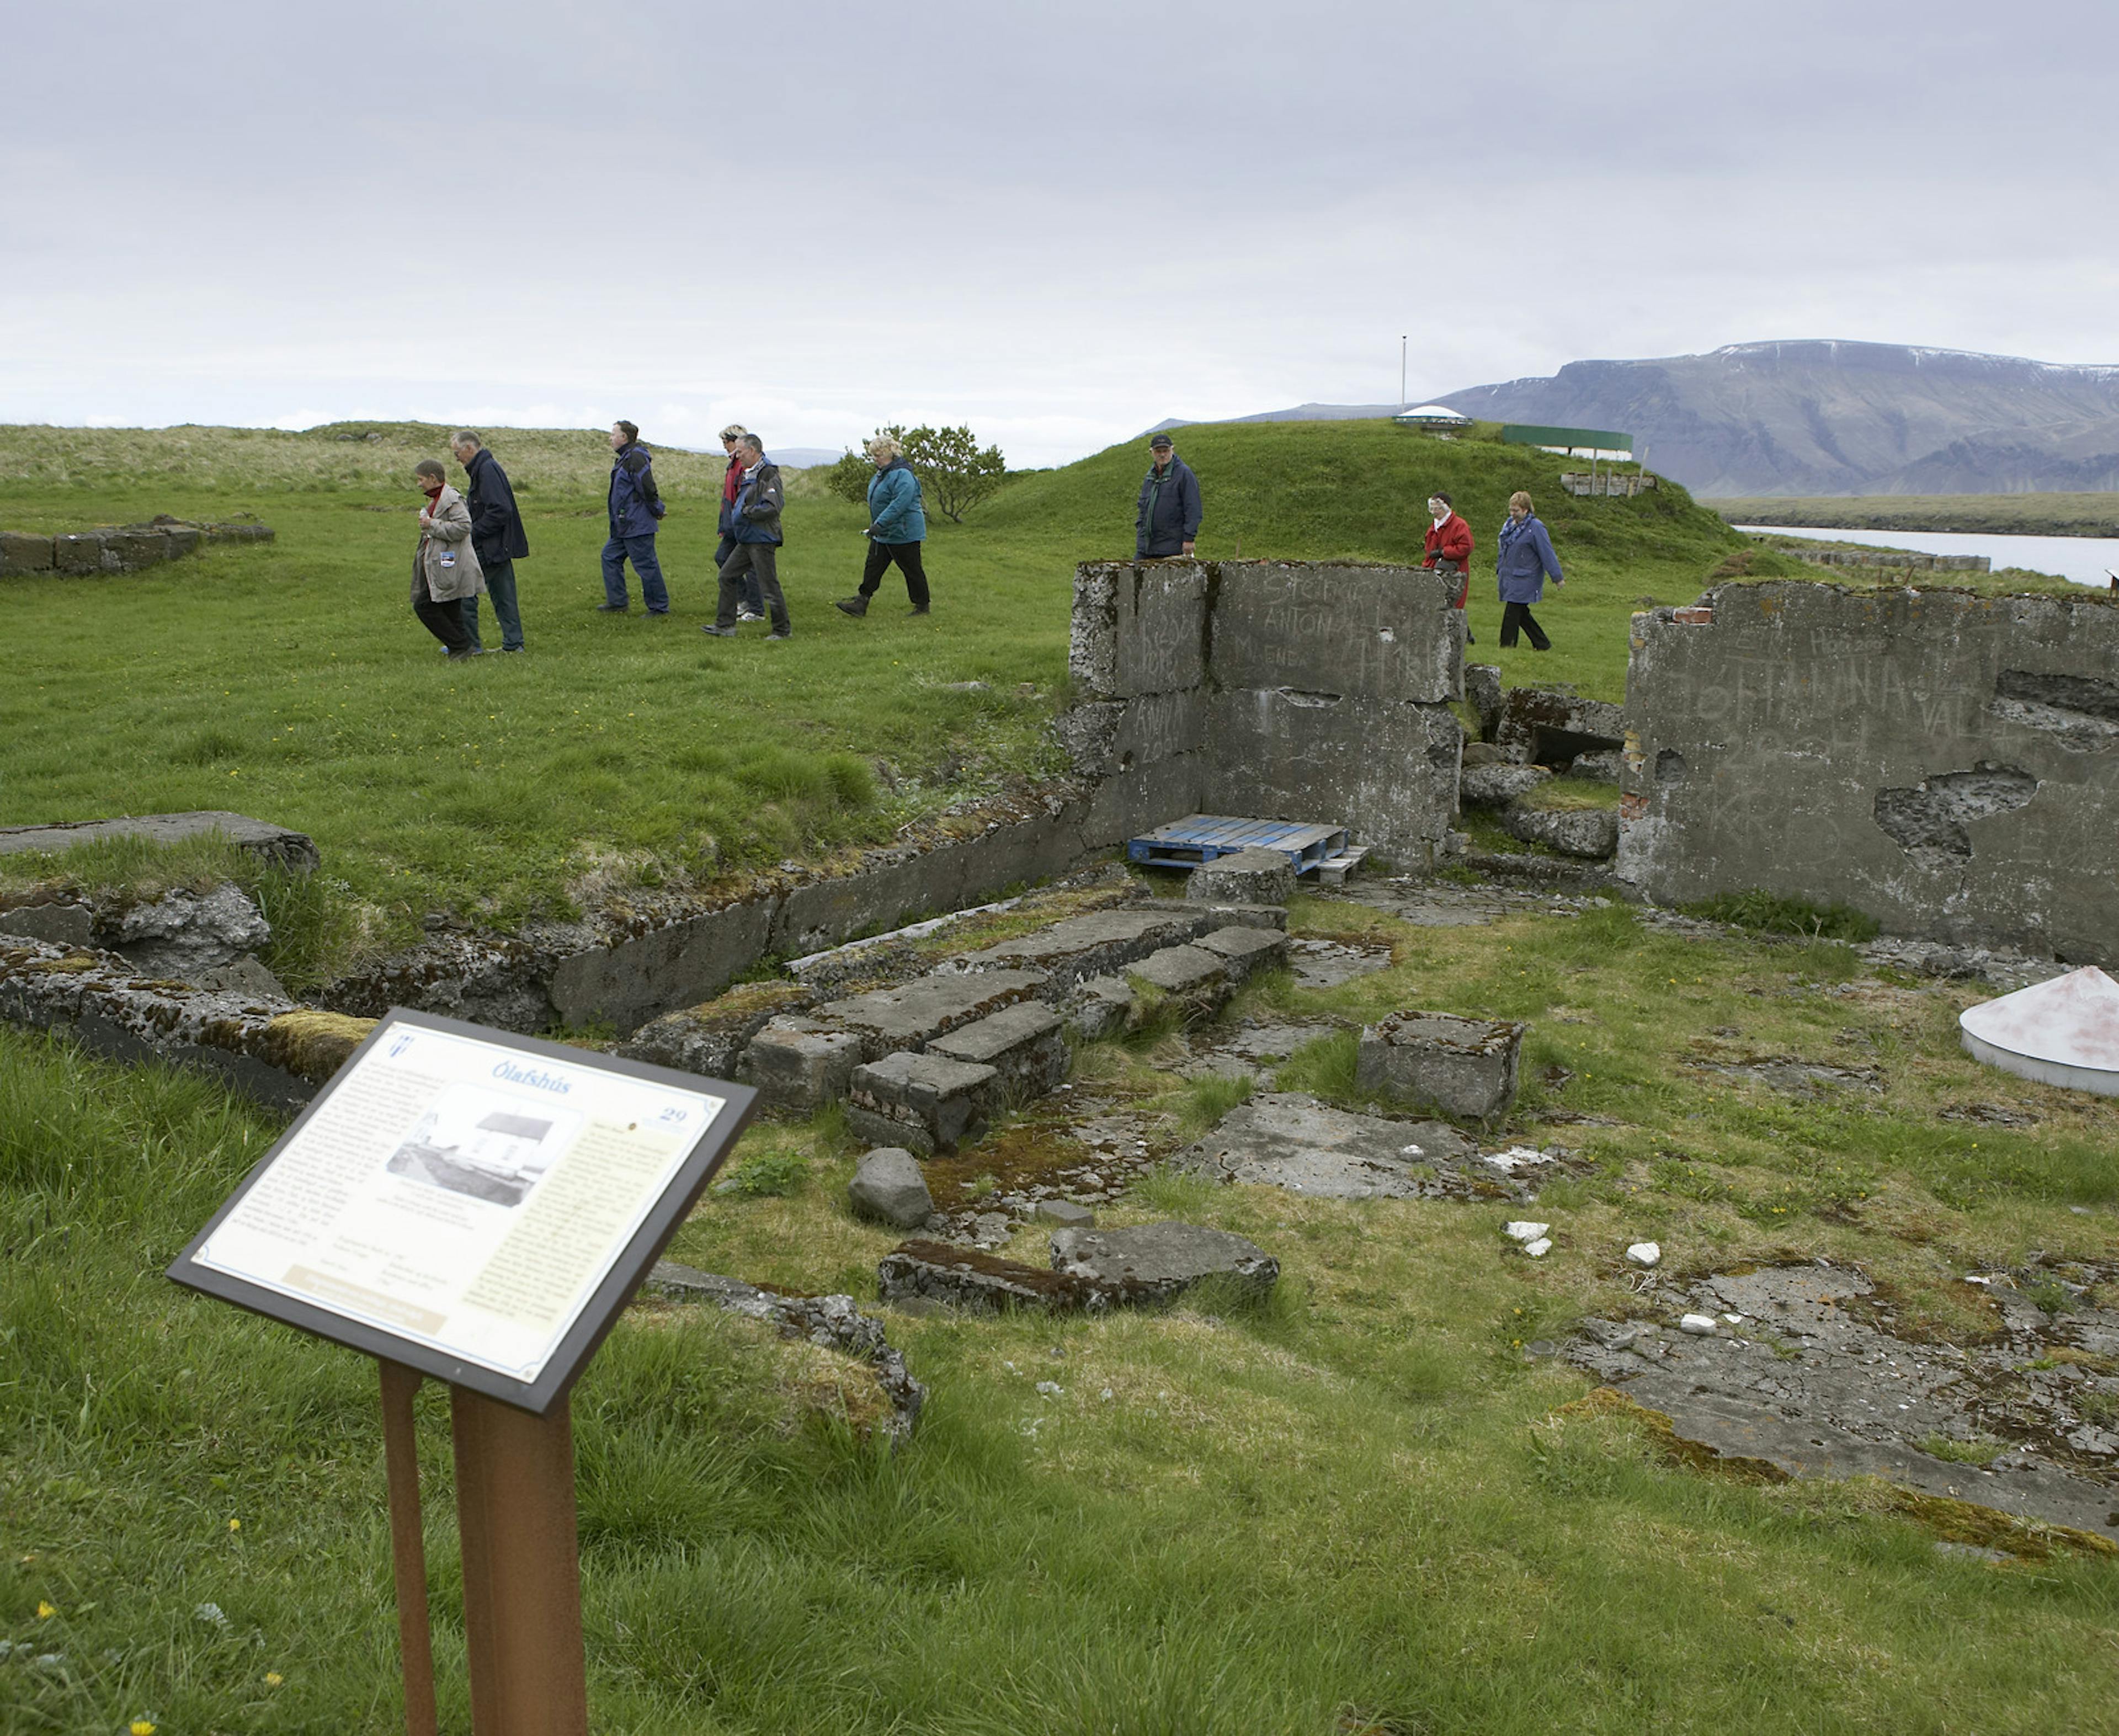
599,419,670,616
451,430,529,652
837,433,930,617
1135,433,1201,558
704,434,790,640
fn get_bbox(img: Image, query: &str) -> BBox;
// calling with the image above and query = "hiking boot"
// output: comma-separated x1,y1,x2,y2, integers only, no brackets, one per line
834,595,869,617
595,601,629,613
765,629,792,641
906,604,930,616
700,625,737,637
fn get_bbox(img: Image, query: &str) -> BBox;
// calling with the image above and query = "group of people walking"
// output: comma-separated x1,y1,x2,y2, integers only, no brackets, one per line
408,422,935,657
407,422,1568,661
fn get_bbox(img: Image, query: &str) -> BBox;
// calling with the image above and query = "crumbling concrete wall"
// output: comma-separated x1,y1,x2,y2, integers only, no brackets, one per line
1620,582,2119,963
1063,560,1464,863
0,518,273,578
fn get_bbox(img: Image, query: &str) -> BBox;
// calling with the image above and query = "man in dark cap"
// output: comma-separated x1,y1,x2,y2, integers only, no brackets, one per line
1135,433,1201,558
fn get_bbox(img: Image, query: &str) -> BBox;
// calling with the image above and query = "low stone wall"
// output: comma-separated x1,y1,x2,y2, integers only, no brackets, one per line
1776,546,1989,573
1620,582,2119,963
0,518,273,577
1059,560,1464,864
1558,472,1657,497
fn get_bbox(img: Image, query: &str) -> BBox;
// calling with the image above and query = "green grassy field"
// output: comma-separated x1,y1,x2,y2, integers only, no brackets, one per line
1707,493,2119,538
4,894,2115,1734
1,419,1751,979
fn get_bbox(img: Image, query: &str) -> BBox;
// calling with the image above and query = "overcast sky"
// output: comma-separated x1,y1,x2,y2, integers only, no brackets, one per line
3,1,2111,466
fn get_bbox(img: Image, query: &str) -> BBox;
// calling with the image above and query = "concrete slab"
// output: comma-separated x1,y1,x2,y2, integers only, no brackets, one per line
1206,562,1461,702
744,1016,863,1111
618,980,817,1080
1069,562,1208,699
1192,924,1290,978
1174,1092,1493,1200
0,810,321,874
1048,1222,1279,1303
943,910,1202,996
1356,1010,1527,1122
820,968,1045,1061
1185,846,1296,907
1128,944,1231,1000
927,1000,1069,1100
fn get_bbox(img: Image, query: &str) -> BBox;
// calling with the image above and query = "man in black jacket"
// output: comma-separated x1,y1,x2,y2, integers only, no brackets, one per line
451,432,531,652
1135,433,1202,558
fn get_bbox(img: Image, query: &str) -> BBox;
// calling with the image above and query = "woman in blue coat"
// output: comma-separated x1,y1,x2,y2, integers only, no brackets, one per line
1494,489,1564,649
836,436,931,617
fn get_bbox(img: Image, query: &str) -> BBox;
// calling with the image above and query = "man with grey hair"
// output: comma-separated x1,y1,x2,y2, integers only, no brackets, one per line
449,431,529,652
703,434,790,639
715,423,765,622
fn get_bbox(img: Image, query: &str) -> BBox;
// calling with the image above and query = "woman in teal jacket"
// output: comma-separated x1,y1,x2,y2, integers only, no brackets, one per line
836,436,931,617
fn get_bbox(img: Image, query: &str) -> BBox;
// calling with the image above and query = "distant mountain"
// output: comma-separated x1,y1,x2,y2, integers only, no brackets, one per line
1433,341,2119,497
1148,402,1404,435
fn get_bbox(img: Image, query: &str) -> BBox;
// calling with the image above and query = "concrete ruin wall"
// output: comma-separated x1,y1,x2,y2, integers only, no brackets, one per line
0,518,273,577
1620,582,2119,964
1062,560,1465,862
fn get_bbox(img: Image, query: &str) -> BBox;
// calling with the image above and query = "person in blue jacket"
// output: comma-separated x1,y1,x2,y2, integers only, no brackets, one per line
702,434,790,639
598,420,670,616
836,435,930,617
1494,489,1564,649
1135,433,1202,557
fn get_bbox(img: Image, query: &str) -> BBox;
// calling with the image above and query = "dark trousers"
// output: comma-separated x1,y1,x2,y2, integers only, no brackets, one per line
717,543,787,631
414,590,473,654
459,557,524,651
715,534,763,613
1499,600,1550,650
859,539,930,607
601,533,669,613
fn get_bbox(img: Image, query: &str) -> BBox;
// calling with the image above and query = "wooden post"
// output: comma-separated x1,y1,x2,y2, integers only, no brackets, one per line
378,1361,439,1736
450,1385,590,1736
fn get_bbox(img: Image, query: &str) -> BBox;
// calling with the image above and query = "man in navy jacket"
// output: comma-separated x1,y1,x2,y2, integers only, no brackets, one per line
1135,433,1202,558
451,431,530,652
599,420,670,615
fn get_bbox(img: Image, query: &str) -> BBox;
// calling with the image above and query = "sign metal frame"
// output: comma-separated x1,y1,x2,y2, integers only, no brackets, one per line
167,1007,758,1415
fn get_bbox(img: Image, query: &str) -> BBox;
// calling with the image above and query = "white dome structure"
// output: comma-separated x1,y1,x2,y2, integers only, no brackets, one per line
1958,966,2119,1096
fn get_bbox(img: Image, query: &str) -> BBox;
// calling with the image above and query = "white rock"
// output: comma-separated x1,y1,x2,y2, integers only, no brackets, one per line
1625,1242,1660,1268
1035,1381,1064,1398
1679,1313,1718,1336
1722,1312,1744,1324
1503,1221,1550,1243
1523,1238,1552,1258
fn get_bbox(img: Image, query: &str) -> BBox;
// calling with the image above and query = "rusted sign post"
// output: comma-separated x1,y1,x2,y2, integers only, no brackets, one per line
170,1010,757,1735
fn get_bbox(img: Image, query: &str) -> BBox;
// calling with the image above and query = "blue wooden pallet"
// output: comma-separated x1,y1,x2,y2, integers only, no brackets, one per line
1126,814,1350,874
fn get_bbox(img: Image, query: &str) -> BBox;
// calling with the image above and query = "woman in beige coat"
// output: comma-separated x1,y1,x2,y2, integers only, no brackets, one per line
412,458,487,659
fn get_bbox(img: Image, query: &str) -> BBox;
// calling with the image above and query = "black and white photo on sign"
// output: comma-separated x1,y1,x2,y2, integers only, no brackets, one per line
383,1082,583,1210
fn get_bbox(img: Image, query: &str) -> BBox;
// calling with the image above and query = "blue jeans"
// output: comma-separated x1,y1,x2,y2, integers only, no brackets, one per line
459,557,524,651
600,533,669,613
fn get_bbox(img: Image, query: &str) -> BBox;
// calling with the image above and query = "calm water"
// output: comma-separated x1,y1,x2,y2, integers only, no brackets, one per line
1737,524,2119,590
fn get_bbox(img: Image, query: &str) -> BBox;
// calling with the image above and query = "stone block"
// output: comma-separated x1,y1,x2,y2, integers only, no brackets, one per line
744,1015,863,1111
1494,684,1626,767
158,525,202,558
1068,561,1208,698
1355,1010,1526,1122
1206,561,1461,702
1461,764,1552,809
1202,690,1460,861
104,529,171,569
1035,1199,1096,1227
821,967,1046,1062
1138,896,1286,933
877,1239,1110,1313
1076,752,1205,849
1048,1222,1279,1304
1191,924,1290,979
1501,803,1618,859
848,1147,935,1229
927,1000,1069,1100
1570,747,1623,783
51,532,110,576
0,811,320,874
1460,740,1509,767
0,531,53,576
108,882,271,979
846,1051,999,1155
618,979,816,1079
1185,846,1295,907
1050,691,1206,776
1062,973,1135,1042
945,908,1204,996
1128,943,1231,1002
1174,1092,1479,1201
0,901,93,948
1465,663,1504,741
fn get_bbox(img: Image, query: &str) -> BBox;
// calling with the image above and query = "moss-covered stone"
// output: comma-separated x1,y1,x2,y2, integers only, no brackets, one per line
259,1009,376,1083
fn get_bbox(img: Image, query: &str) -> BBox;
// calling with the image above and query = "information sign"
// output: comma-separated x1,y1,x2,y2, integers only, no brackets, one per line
169,1008,758,1413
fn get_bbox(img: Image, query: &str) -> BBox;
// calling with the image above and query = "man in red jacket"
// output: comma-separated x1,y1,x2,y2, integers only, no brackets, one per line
1421,491,1477,644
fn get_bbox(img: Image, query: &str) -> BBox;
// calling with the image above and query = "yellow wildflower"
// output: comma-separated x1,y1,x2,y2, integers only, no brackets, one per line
36,1600,54,1618
228,1518,242,1532
265,1673,284,1687
132,1722,157,1735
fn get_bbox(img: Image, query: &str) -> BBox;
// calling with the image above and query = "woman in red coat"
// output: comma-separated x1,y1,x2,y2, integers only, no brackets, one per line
1421,491,1476,644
